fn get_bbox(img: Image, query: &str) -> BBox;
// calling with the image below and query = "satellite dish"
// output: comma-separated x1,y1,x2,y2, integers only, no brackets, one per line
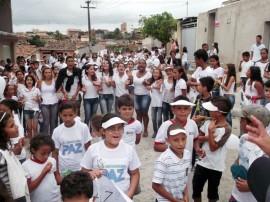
0,77,6,97
226,134,240,150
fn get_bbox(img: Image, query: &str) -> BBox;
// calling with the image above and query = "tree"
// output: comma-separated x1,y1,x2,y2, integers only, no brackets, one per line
27,35,46,47
53,30,65,40
139,12,177,45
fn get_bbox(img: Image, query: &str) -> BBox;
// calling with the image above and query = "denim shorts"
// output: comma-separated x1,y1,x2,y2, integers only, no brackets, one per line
134,94,151,113
24,110,39,120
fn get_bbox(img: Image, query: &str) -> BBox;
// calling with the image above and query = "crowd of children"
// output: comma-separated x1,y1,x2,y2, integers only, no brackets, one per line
0,43,270,202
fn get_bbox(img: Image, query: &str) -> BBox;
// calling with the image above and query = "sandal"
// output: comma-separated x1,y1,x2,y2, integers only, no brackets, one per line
143,131,148,137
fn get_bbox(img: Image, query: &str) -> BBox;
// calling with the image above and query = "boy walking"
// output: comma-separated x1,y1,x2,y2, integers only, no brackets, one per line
153,124,190,202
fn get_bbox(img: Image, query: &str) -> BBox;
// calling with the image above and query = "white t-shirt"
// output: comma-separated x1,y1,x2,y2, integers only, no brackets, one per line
197,120,231,172
63,75,79,100
162,79,174,103
80,140,141,194
122,118,142,149
231,134,264,202
212,67,224,80
11,115,26,160
153,148,191,202
49,56,57,67
155,119,199,155
22,157,60,202
20,87,41,110
82,75,99,99
191,66,214,83
255,60,269,83
150,81,163,107
250,43,265,62
97,72,114,95
132,70,152,95
54,62,67,70
52,121,92,174
112,73,129,97
89,60,101,67
175,78,187,98
40,80,58,105
240,61,254,78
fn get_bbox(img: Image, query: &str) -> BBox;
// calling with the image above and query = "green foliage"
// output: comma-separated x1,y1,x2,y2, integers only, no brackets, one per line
46,31,54,36
139,12,177,44
53,30,65,40
27,35,46,47
105,28,123,40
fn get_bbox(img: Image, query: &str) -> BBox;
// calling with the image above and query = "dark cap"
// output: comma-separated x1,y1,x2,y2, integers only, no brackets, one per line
247,157,270,202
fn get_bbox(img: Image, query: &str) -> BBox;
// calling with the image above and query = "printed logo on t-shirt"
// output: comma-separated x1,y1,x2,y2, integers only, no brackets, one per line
62,140,83,155
96,159,126,183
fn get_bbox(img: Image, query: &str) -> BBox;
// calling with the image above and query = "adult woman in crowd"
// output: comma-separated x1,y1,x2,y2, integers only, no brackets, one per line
98,59,114,114
37,67,58,136
55,56,82,112
132,59,152,137
82,64,101,125
111,62,132,115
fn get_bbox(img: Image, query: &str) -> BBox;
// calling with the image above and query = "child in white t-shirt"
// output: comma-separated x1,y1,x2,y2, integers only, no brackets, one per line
173,66,188,98
81,114,141,199
117,94,142,148
193,97,232,202
52,101,92,176
147,69,163,138
23,135,62,202
154,96,201,158
153,124,191,202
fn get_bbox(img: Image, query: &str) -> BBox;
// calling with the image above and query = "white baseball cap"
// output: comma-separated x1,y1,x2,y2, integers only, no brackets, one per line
202,101,226,113
101,117,127,129
170,100,195,106
169,128,187,136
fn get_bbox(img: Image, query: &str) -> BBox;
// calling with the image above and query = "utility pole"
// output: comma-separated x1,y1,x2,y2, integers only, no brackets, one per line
81,1,95,56
186,1,189,18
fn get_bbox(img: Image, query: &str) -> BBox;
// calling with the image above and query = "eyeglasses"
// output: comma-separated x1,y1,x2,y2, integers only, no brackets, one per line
0,112,6,122
106,127,124,133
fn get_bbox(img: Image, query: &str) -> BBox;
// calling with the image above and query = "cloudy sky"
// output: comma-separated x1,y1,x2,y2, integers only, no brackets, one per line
12,0,225,34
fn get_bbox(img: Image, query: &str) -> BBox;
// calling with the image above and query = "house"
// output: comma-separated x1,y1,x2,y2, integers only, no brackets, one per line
0,0,26,61
67,29,82,37
196,0,270,65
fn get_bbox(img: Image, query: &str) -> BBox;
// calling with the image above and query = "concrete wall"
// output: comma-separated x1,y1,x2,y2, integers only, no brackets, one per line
142,37,162,50
196,0,270,66
0,0,12,33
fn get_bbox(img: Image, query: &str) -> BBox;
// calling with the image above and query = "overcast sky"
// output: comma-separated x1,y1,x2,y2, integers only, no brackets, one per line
12,0,225,34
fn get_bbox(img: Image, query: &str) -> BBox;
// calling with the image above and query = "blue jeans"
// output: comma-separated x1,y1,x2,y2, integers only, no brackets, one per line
226,95,235,126
84,97,99,125
134,94,151,113
152,107,162,133
162,102,173,122
40,103,58,136
99,94,114,114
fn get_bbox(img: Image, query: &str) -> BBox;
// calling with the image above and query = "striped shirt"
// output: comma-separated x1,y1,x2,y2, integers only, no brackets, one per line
0,153,11,196
152,148,191,201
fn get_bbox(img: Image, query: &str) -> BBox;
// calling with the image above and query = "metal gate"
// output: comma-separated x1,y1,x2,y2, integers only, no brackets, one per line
181,17,197,63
